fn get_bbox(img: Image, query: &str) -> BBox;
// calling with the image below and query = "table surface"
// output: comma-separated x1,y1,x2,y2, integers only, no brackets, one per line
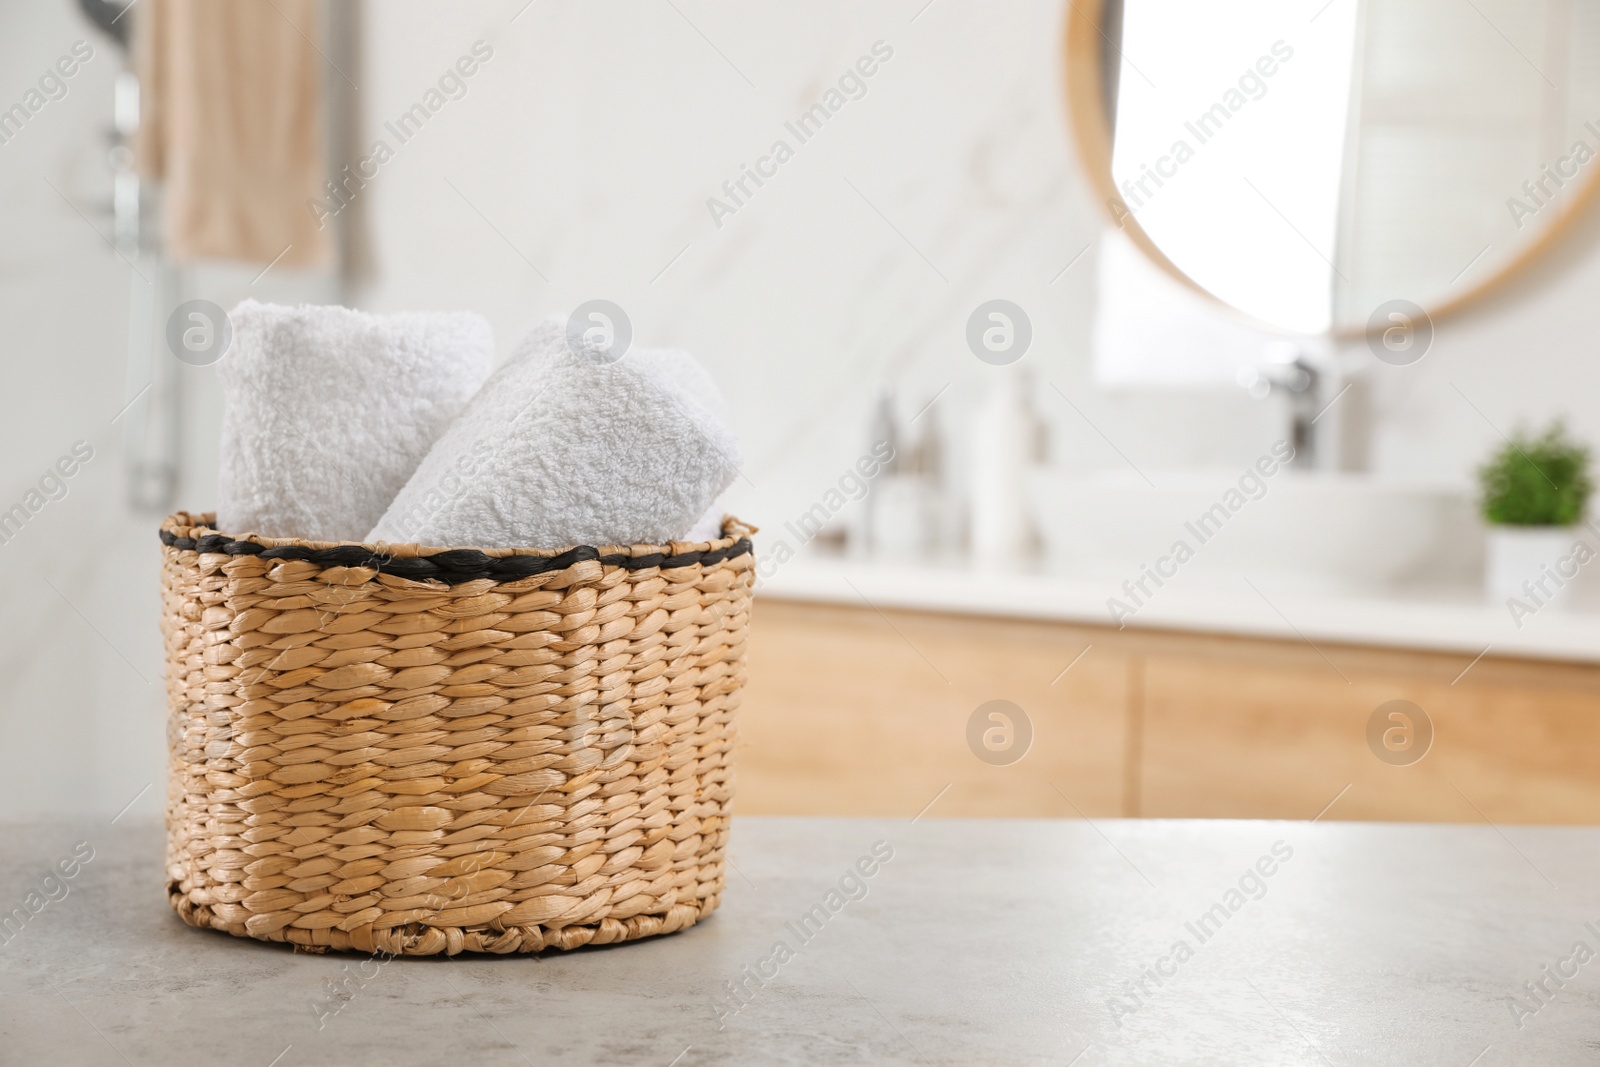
2,816,1597,1065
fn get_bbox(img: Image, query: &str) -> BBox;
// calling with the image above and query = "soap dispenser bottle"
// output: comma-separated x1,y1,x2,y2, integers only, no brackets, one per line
969,371,1033,567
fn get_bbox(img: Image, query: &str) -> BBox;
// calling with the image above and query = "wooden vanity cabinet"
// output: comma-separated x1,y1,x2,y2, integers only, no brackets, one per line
740,597,1600,823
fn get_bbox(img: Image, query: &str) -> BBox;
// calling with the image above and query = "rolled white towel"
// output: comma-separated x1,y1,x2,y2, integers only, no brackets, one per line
685,502,728,541
367,319,741,548
217,300,494,541
635,344,732,542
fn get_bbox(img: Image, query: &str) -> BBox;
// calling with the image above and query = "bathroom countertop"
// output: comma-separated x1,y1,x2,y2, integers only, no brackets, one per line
757,554,1600,664
3,815,1597,1064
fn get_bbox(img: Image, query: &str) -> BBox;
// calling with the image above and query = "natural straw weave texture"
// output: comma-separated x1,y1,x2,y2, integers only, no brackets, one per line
158,511,753,956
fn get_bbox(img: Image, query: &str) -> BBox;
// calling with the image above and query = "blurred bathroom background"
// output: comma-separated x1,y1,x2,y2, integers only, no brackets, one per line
6,0,1600,824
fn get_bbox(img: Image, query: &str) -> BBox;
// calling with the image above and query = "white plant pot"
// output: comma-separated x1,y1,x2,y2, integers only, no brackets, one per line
1484,525,1581,608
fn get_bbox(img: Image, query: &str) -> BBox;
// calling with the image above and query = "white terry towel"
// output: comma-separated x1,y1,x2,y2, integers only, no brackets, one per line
367,319,741,549
647,343,731,541
217,300,494,542
684,503,728,541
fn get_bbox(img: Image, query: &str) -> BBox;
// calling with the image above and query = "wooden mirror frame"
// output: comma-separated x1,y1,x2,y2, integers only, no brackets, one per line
1062,0,1600,339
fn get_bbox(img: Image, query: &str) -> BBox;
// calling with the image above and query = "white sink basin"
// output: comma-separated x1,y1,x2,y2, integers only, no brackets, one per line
1028,469,1476,592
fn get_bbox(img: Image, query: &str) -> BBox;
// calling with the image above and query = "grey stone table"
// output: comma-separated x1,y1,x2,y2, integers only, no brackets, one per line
1,816,1596,1065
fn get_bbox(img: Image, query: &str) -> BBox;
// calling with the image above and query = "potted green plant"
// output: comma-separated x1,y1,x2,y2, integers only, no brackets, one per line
1477,421,1593,605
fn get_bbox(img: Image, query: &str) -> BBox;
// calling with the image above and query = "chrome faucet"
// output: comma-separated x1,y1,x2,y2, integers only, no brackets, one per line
1237,346,1326,469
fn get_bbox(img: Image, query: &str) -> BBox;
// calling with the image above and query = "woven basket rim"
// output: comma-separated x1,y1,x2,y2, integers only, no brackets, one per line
160,511,756,584
163,511,755,555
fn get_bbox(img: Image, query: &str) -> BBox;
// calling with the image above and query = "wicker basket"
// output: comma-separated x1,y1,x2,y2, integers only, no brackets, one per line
158,511,753,956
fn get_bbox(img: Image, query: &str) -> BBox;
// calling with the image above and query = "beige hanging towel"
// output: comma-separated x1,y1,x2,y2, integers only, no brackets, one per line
135,0,333,268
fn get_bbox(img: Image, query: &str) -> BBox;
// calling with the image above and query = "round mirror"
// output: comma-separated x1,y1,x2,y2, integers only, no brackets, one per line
1065,0,1600,336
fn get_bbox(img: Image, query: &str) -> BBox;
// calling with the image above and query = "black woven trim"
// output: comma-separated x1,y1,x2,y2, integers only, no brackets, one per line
159,528,753,584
